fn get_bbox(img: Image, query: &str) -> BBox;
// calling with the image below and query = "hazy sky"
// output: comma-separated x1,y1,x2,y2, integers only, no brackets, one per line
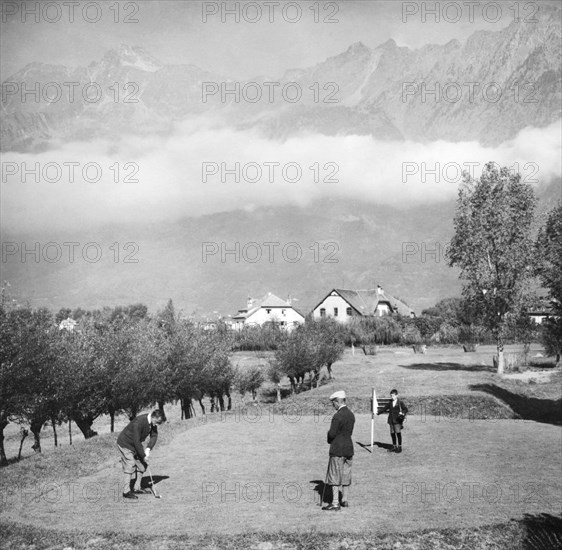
1,0,561,234
0,0,525,80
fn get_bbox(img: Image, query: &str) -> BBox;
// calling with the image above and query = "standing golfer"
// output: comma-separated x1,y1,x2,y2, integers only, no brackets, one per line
323,390,355,511
117,409,165,499
378,389,408,453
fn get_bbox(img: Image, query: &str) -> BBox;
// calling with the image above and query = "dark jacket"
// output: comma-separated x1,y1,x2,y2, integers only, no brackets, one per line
381,398,408,425
117,414,158,460
327,405,355,457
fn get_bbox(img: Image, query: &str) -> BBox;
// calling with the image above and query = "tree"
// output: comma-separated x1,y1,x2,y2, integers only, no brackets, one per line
421,297,464,325
1,307,61,454
235,366,265,402
536,202,562,364
302,319,345,381
447,163,537,373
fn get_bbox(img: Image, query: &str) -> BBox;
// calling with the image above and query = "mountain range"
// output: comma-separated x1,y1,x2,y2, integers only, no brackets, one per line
1,3,560,317
2,3,560,150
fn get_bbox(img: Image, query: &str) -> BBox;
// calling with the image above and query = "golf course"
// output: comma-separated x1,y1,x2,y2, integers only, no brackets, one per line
1,345,561,549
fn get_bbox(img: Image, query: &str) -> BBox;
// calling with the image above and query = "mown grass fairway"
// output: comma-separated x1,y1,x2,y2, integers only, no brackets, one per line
1,345,561,549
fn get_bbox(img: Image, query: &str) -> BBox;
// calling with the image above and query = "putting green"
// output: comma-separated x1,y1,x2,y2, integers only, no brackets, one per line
2,415,560,536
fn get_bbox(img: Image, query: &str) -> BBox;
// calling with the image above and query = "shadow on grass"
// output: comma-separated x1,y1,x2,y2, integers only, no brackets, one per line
310,479,329,506
470,384,562,425
141,474,169,488
520,513,562,549
401,362,495,372
356,441,394,453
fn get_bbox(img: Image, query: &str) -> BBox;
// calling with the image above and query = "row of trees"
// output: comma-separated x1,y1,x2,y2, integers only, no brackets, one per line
0,301,347,466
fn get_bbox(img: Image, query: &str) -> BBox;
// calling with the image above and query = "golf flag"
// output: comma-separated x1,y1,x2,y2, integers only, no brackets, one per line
370,387,378,449
371,387,378,416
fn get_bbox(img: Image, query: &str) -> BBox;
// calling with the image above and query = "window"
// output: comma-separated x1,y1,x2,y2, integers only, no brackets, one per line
266,309,271,314
320,308,326,317
346,307,352,316
282,309,286,315
334,307,338,316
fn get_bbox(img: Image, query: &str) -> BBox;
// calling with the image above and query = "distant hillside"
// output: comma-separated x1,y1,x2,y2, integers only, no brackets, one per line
3,180,559,317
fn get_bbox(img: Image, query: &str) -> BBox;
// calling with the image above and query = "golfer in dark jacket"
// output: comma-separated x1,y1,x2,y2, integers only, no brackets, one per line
323,390,355,511
117,409,165,499
378,389,408,453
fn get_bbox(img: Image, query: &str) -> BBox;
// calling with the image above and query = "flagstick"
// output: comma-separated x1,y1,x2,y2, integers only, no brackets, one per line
370,387,375,450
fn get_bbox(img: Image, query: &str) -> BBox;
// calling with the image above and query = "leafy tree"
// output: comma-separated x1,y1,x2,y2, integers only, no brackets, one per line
266,361,284,403
302,318,345,380
536,202,562,364
235,366,265,402
447,163,537,373
274,328,323,393
421,297,465,325
2,307,61,454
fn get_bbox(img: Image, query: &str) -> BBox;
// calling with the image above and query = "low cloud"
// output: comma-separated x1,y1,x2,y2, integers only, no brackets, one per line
2,120,560,233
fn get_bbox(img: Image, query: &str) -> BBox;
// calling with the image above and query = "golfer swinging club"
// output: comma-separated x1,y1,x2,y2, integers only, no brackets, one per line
117,409,165,500
323,390,355,511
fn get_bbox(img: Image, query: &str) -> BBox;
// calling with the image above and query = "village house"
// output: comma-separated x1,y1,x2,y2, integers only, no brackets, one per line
231,292,304,331
311,286,414,322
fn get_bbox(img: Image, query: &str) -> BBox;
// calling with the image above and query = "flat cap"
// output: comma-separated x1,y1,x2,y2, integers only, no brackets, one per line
329,390,346,400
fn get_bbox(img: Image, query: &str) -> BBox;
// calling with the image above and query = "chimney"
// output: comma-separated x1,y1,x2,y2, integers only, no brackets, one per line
287,293,292,306
247,296,253,310
377,285,383,296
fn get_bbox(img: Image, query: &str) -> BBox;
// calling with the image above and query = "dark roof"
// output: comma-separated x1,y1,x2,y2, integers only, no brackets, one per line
314,288,414,317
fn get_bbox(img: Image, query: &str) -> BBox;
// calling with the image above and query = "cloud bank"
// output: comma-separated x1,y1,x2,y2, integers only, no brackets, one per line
2,120,560,233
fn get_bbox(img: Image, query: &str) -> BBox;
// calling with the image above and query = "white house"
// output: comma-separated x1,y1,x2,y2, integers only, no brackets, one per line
59,317,77,331
232,292,304,330
312,286,414,323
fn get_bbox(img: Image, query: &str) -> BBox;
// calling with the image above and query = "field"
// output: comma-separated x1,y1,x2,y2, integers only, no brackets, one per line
1,345,561,549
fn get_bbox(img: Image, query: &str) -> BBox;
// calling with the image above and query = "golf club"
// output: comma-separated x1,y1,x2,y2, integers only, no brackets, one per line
147,465,162,499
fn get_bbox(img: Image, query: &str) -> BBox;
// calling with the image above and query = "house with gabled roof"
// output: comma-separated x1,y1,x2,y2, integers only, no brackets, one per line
312,286,414,322
232,292,304,331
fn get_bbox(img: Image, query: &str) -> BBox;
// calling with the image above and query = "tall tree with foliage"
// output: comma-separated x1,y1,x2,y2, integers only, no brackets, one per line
536,202,562,365
447,163,537,373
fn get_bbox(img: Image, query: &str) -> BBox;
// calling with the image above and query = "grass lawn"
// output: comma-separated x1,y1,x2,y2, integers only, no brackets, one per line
2,416,561,535
1,344,561,549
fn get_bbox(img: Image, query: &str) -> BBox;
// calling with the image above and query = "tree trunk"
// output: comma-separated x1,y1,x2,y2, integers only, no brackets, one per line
0,419,8,466
226,392,232,410
198,398,206,415
30,417,44,453
288,377,295,394
72,412,98,439
109,409,115,433
218,395,225,411
496,336,505,375
326,364,333,380
276,384,281,403
182,398,193,419
18,428,29,460
51,416,58,447
68,418,72,445
158,401,166,420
